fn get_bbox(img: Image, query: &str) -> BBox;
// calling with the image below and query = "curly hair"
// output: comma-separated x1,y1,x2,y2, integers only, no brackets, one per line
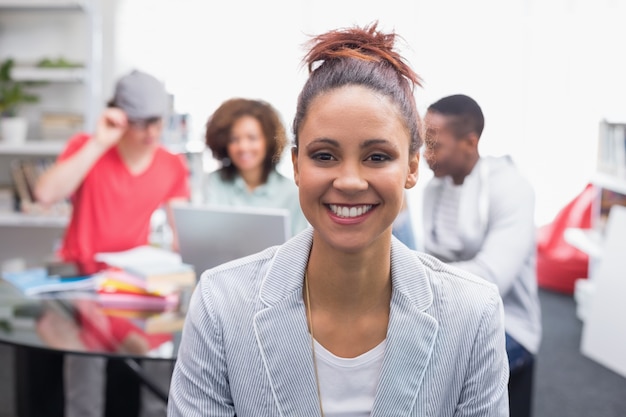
292,22,423,155
205,98,288,182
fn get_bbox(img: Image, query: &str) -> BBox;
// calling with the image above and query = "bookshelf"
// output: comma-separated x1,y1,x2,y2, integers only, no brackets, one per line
0,0,103,141
567,120,626,322
0,0,103,225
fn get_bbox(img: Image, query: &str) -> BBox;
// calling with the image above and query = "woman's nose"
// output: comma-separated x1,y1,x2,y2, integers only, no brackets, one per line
332,162,368,193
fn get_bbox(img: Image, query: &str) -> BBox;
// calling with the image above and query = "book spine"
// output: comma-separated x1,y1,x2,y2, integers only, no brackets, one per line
10,160,32,212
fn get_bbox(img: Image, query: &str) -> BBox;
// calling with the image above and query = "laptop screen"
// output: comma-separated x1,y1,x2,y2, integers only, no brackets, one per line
172,204,291,277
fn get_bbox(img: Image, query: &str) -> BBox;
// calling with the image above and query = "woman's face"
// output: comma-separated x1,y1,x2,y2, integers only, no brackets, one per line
293,85,419,254
226,115,268,174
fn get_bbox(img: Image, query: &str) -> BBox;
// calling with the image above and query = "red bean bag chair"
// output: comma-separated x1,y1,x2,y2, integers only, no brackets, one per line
536,184,596,294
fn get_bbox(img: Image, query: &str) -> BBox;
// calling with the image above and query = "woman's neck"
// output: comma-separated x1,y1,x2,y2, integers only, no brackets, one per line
239,166,266,191
306,235,392,314
304,233,393,358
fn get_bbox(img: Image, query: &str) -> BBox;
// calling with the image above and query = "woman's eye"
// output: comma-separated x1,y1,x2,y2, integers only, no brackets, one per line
367,153,391,162
312,152,335,161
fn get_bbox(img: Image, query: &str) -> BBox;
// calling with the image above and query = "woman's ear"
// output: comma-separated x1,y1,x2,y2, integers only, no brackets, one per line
291,147,300,186
405,152,419,189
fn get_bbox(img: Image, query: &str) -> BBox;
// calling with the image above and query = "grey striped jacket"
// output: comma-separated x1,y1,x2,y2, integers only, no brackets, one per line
168,228,509,416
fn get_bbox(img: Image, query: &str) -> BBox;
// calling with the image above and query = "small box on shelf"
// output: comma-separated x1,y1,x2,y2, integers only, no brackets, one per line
40,112,83,141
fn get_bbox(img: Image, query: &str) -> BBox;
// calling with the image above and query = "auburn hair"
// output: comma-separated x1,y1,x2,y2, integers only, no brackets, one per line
292,22,423,154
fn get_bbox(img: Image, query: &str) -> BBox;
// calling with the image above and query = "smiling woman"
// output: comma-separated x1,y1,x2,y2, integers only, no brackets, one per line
293,85,416,254
201,98,309,236
168,22,509,417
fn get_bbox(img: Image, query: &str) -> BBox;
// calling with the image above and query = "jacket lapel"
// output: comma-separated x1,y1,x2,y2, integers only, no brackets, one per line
372,238,439,416
253,229,321,416
253,230,439,417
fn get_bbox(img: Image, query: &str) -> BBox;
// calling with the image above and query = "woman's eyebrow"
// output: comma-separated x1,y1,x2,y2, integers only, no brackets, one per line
305,138,340,149
361,138,395,149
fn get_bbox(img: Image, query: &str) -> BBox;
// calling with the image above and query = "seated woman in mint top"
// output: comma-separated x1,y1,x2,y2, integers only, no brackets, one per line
203,98,309,236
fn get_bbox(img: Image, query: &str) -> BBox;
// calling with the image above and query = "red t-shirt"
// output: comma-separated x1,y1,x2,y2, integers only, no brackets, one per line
58,133,190,274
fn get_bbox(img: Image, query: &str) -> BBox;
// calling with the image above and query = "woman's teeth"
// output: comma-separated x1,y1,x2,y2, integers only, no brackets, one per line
329,204,373,218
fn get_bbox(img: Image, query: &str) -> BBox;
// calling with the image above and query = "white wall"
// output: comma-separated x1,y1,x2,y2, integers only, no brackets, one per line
111,0,626,231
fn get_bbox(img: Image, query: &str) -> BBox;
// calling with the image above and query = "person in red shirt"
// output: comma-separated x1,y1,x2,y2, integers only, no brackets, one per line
31,69,190,417
36,70,190,275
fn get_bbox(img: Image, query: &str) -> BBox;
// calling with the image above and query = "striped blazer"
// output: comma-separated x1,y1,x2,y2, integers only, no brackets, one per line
168,228,509,416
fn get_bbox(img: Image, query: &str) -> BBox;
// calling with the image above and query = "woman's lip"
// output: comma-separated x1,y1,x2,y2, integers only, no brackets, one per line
326,205,376,225
325,203,377,222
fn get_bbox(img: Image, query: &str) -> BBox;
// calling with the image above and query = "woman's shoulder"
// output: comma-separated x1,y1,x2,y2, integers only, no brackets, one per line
206,169,224,180
197,244,280,293
205,169,231,189
415,251,501,310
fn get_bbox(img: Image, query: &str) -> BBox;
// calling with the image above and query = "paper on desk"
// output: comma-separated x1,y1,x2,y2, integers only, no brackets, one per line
95,245,182,269
2,268,96,296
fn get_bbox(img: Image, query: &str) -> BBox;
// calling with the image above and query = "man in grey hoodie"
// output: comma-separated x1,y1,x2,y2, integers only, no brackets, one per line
421,94,541,417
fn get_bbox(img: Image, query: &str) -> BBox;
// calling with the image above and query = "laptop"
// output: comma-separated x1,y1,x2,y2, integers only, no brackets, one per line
172,204,291,276
0,222,66,271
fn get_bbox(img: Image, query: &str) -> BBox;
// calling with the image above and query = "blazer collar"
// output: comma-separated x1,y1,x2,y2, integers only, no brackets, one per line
254,228,438,416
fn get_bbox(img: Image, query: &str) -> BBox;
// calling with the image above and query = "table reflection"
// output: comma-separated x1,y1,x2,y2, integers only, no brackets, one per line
0,283,189,360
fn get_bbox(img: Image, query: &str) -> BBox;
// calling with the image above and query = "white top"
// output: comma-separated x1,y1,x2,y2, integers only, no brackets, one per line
431,178,463,252
315,339,386,417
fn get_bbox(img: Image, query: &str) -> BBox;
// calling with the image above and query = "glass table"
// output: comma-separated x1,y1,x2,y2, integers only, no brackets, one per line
0,279,191,403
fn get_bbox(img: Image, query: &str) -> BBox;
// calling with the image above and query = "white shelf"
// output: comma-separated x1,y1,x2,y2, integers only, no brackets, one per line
0,211,68,227
0,0,84,10
12,67,85,82
592,172,626,195
564,227,604,259
0,141,64,156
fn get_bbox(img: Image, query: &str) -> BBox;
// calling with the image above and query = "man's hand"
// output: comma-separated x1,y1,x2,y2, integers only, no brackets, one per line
93,108,128,148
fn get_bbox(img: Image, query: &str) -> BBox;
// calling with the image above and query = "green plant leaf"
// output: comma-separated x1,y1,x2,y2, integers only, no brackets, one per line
0,57,40,117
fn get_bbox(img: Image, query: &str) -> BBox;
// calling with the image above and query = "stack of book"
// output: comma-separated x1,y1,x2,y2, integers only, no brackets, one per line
93,245,196,313
95,268,188,335
94,268,184,311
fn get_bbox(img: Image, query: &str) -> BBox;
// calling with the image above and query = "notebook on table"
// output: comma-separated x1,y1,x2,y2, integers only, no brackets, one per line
172,204,291,277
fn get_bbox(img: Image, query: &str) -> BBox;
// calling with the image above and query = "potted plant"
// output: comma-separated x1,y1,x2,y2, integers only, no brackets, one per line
0,58,39,144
